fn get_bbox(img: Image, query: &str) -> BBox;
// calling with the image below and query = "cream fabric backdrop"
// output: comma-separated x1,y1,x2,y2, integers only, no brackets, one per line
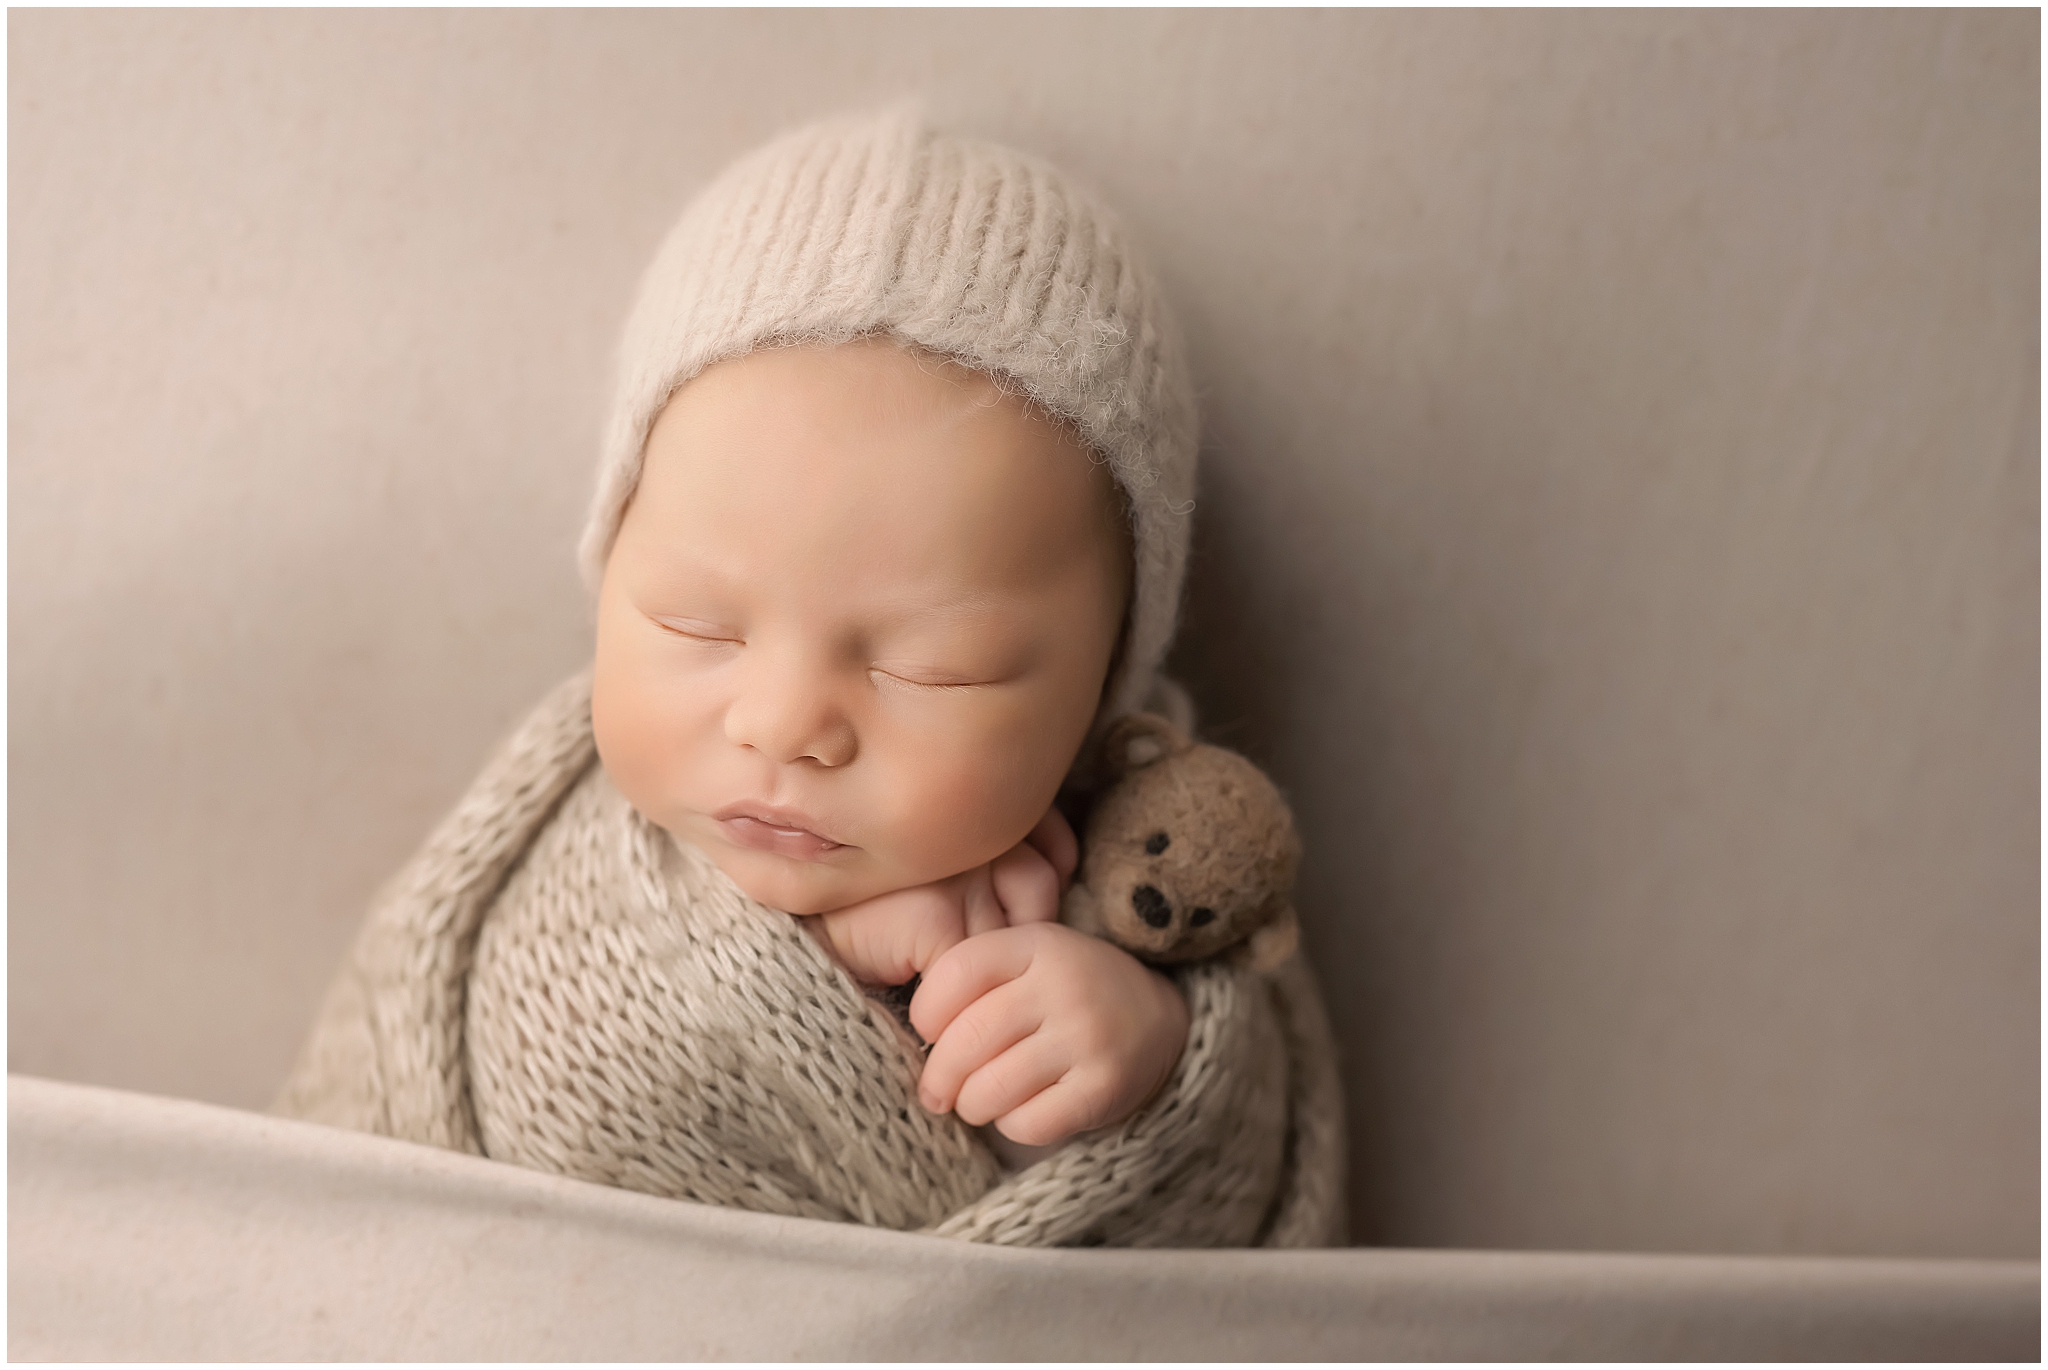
10,10,2037,1259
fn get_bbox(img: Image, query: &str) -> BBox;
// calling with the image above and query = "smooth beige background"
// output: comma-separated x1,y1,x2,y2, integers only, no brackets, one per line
10,10,2037,1259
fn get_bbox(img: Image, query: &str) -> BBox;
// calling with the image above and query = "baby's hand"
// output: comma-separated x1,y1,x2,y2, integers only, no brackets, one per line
909,922,1191,1147
811,808,1079,986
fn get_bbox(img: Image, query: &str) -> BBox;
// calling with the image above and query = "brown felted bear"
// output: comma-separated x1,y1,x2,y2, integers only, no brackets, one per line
1061,713,1302,974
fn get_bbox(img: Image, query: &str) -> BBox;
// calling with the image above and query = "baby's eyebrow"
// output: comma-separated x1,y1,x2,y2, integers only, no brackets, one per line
861,591,1025,635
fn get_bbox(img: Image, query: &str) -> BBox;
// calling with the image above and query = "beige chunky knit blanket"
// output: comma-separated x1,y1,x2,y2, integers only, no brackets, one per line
277,671,1347,1247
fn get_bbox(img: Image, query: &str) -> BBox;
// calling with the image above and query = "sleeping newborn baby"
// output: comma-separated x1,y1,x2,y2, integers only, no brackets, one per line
596,338,1184,1153
278,108,1345,1247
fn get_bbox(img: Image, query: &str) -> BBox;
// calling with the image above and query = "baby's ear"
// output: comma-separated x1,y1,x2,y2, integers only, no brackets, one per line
1097,712,1192,782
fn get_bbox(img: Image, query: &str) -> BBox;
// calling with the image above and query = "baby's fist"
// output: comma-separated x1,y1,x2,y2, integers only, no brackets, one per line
910,921,1190,1147
811,808,1078,985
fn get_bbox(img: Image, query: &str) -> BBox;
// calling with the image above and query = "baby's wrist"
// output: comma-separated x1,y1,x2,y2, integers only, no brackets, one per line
1133,966,1190,1114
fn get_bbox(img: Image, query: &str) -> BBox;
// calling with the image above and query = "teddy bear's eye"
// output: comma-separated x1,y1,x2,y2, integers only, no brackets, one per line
1144,831,1170,855
1190,907,1216,927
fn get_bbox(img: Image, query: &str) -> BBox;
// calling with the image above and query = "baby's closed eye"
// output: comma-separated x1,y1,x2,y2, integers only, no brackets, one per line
650,614,744,644
868,661,1003,690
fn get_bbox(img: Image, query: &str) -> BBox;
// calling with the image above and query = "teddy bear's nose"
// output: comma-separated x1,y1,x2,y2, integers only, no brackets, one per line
1132,884,1172,929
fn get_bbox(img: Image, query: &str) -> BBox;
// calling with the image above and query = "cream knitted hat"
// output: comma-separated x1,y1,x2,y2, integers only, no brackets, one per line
578,107,1198,724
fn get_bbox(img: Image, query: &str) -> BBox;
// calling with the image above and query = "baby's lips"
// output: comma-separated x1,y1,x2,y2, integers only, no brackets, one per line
718,813,844,859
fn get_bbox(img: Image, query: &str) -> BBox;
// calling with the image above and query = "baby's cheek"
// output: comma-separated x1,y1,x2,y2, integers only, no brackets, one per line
591,669,651,793
891,736,1058,876
593,650,706,826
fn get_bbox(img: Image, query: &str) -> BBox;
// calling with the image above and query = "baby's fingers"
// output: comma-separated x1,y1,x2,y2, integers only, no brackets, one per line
915,975,1041,1116
991,1067,1118,1148
1023,806,1079,889
958,864,1008,940
909,924,1038,1045
951,1035,1069,1131
990,839,1060,927
816,884,966,985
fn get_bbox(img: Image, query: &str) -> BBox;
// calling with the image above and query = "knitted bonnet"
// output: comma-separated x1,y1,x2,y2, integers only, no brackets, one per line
577,107,1198,724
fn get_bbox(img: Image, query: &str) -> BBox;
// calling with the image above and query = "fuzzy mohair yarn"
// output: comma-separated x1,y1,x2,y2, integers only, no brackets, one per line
577,107,1199,724
276,671,1351,1248
275,108,1354,1249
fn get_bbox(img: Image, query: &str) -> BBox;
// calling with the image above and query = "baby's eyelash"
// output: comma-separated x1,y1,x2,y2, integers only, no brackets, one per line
869,667,987,691
652,617,742,644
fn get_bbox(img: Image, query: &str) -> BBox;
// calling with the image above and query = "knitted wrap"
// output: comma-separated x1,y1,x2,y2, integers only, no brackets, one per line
577,107,1199,724
276,673,1348,1248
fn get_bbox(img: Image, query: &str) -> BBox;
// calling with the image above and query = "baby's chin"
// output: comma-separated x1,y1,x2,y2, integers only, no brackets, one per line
704,842,894,917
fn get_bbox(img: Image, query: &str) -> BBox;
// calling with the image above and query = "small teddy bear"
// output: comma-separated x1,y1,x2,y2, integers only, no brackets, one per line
1060,712,1302,974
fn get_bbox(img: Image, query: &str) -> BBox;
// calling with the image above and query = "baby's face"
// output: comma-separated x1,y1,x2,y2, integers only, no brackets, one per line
593,340,1128,916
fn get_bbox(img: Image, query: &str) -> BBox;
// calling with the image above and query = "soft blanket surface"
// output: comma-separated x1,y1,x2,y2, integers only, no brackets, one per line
15,1077,2040,1362
277,671,1348,1246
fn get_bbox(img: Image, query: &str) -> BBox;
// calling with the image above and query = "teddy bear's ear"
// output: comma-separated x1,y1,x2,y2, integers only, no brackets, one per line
1246,907,1300,975
1097,712,1192,781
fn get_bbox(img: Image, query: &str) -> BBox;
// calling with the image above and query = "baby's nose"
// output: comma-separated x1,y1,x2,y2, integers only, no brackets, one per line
722,664,856,767
1131,884,1172,929
732,710,855,767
